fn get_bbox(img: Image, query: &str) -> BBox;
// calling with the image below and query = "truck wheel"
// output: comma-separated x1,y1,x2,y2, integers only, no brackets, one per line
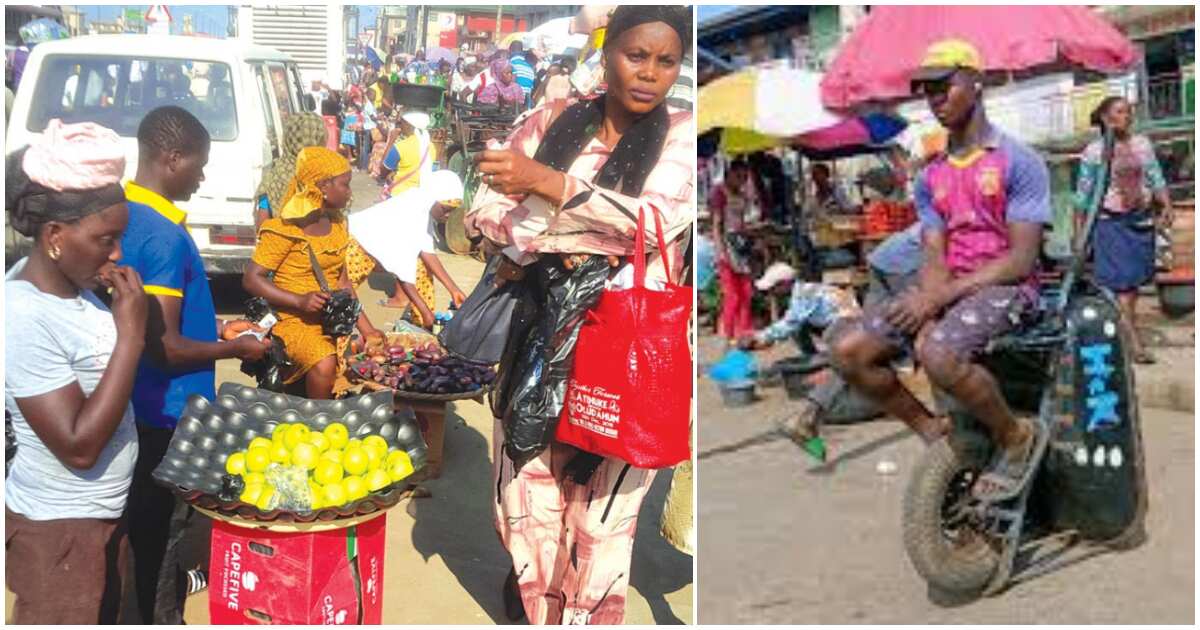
902,438,998,596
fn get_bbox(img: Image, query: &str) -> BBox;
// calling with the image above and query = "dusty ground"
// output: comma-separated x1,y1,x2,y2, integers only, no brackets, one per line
695,333,1194,624
4,171,692,625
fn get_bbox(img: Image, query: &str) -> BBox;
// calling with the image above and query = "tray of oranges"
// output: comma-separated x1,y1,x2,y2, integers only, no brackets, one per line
151,384,428,524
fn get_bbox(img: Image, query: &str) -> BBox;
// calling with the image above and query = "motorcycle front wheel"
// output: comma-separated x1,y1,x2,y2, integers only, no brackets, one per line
902,438,999,596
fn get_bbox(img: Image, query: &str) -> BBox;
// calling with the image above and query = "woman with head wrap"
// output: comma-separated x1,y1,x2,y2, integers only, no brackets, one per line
254,112,327,229
243,147,382,399
4,120,147,624
465,5,694,624
476,57,525,111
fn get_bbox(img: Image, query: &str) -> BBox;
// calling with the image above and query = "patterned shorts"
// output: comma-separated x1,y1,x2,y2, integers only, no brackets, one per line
861,285,1034,361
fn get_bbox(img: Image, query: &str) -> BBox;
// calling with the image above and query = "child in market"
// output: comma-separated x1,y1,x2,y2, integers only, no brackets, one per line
340,102,361,163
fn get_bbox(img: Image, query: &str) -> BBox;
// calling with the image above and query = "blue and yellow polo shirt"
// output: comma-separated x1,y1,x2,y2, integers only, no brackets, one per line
120,182,218,429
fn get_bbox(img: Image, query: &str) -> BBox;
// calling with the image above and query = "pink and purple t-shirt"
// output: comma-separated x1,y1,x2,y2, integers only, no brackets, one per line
915,129,1051,294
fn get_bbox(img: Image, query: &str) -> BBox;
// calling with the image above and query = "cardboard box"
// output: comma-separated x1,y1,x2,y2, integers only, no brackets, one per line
209,514,387,625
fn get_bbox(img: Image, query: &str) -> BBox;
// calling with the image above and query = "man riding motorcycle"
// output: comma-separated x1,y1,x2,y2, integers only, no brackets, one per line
829,39,1052,501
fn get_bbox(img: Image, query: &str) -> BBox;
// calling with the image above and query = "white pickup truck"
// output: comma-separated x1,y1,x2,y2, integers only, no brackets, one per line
6,34,315,275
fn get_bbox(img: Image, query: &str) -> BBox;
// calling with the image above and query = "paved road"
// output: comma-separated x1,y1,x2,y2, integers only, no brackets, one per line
696,335,1193,624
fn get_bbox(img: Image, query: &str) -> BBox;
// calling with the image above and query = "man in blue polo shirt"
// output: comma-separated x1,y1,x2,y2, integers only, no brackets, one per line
120,106,270,624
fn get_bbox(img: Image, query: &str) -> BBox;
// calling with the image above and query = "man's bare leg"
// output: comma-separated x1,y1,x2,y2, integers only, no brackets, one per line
917,339,1036,497
917,341,1030,449
829,326,948,442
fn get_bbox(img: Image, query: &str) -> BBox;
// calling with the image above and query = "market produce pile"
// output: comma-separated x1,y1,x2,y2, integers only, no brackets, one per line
347,337,496,395
221,421,415,513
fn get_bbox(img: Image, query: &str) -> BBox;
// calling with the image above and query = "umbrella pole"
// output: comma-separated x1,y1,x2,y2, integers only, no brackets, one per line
1057,127,1116,315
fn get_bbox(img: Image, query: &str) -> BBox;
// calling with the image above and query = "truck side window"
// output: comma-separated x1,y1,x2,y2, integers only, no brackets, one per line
253,64,280,159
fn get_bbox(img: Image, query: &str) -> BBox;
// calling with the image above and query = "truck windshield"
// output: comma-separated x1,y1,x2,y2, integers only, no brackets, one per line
27,55,237,141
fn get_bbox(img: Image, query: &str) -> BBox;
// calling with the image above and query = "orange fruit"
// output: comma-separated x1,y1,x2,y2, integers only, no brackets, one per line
342,447,369,476
245,447,271,473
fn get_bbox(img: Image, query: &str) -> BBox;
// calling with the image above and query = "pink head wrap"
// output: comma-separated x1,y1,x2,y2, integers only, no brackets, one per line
22,119,126,191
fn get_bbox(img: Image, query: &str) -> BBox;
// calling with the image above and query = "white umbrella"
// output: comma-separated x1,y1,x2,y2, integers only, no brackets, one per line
528,17,588,56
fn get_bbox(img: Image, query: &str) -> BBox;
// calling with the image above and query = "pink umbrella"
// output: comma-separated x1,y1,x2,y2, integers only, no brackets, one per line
821,6,1137,109
424,46,458,65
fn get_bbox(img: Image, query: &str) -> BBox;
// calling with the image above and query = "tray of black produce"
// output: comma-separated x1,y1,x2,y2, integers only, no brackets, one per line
346,337,496,402
152,383,429,524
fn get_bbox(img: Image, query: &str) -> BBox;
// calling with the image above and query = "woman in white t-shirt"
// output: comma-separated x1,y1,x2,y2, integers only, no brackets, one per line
4,120,148,624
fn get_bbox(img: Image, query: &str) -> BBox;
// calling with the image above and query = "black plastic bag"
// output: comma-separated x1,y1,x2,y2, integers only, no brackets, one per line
305,245,361,337
239,298,294,392
492,256,610,468
439,256,533,365
321,289,362,337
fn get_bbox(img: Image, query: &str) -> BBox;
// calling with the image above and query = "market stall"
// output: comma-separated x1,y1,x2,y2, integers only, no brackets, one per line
698,67,912,326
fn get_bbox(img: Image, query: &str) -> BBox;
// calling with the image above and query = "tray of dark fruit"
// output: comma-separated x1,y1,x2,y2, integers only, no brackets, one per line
346,335,496,402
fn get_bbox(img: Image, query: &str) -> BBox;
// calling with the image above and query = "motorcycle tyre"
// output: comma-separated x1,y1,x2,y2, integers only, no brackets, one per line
903,438,999,597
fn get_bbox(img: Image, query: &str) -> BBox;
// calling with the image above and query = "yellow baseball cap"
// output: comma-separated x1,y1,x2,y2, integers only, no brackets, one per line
911,39,984,85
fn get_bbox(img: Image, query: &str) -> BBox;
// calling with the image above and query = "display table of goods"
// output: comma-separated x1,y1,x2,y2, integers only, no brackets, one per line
151,383,429,526
343,329,497,403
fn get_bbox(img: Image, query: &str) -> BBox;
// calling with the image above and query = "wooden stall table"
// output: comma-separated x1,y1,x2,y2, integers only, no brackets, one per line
391,388,491,483
405,398,450,480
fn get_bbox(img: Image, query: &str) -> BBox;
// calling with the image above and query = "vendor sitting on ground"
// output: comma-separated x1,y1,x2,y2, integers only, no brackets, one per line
739,262,861,450
828,40,1052,501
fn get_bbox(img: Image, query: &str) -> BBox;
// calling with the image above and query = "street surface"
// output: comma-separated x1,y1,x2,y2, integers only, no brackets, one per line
696,334,1194,624
4,171,693,625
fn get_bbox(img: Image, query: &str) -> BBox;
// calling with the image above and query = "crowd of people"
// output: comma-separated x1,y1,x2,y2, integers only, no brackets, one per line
5,4,695,626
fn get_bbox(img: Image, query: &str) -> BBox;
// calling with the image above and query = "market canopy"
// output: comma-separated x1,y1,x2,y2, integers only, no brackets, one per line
698,66,907,155
821,5,1137,109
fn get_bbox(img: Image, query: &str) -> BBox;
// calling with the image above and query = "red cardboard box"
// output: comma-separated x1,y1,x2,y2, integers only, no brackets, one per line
209,514,387,625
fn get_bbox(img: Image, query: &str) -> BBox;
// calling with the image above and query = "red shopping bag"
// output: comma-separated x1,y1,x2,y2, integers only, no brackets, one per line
555,204,692,468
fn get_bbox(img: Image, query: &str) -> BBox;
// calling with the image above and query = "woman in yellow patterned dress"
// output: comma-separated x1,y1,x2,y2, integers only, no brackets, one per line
243,147,383,399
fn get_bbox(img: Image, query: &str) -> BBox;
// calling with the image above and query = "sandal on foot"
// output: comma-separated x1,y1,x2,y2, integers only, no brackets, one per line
972,418,1047,502
777,404,826,462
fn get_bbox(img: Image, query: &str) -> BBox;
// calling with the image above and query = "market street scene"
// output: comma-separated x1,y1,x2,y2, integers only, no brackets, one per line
696,5,1193,624
4,4,694,625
